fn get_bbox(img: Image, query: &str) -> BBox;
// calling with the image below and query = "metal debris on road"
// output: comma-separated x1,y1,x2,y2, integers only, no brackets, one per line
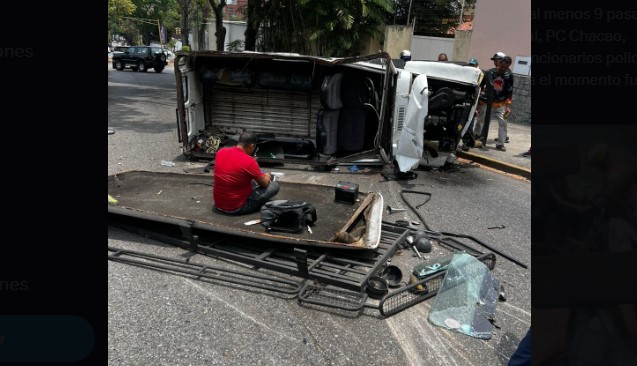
487,225,506,230
387,205,406,214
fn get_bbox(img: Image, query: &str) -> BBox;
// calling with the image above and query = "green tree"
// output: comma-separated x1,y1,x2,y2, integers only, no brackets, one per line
243,0,394,56
226,39,244,51
108,0,136,44
167,38,177,51
246,0,308,54
109,0,184,46
299,0,394,56
195,0,212,50
408,0,476,37
392,0,411,25
175,0,194,47
242,0,258,51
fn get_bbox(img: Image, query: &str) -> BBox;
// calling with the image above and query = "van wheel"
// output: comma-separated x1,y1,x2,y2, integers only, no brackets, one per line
159,54,167,62
154,67,164,73
114,61,124,71
138,61,147,72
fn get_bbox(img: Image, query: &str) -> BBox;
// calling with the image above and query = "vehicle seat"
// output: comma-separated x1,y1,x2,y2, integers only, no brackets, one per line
337,76,370,152
316,73,344,155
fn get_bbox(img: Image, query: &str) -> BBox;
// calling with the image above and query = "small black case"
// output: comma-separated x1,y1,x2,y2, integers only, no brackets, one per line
335,181,358,204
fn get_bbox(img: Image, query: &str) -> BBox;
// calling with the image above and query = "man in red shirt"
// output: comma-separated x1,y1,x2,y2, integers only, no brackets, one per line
213,131,280,215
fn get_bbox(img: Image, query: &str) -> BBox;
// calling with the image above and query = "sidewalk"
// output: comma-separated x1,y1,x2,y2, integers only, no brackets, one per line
456,120,531,180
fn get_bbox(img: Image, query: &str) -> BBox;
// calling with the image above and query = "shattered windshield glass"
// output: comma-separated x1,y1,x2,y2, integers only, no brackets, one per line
427,251,501,339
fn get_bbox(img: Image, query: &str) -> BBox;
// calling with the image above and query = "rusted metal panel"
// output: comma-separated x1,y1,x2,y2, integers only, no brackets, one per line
204,85,321,138
108,170,385,250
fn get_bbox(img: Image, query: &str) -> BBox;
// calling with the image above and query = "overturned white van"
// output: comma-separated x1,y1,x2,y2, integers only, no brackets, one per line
174,51,482,172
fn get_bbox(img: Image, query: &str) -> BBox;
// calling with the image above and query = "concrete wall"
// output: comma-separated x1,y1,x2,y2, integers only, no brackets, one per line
466,0,531,71
510,74,531,124
410,35,454,61
452,30,472,62
382,25,414,59
208,20,247,51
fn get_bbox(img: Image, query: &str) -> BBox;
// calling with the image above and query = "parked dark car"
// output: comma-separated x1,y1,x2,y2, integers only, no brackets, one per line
112,46,168,73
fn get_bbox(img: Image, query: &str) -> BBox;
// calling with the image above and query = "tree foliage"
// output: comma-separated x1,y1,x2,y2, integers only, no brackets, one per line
109,0,136,16
245,0,309,54
404,0,477,37
109,0,179,46
242,0,394,56
108,0,136,43
108,0,475,54
301,0,394,56
226,39,244,51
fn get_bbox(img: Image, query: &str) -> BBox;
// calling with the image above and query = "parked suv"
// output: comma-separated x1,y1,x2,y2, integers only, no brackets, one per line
112,46,168,73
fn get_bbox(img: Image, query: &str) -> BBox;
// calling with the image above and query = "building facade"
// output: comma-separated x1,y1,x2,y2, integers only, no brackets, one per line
466,0,531,75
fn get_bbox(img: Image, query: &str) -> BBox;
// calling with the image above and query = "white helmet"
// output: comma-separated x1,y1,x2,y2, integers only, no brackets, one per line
400,50,411,61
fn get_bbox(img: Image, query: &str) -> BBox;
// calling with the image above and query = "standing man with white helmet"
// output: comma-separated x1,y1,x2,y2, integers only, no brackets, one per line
474,54,514,151
491,51,506,68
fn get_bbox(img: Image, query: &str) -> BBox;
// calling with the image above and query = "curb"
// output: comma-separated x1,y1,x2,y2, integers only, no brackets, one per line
456,150,531,180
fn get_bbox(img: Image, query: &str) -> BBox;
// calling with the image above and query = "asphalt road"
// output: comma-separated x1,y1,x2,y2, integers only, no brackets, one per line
108,63,531,366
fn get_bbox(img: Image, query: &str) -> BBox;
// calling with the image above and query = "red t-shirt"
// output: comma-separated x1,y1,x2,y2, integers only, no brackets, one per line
213,146,264,212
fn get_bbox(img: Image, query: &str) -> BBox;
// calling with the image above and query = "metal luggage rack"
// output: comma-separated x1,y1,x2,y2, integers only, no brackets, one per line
108,213,407,292
108,246,302,296
297,252,496,317
190,224,406,292
109,214,498,317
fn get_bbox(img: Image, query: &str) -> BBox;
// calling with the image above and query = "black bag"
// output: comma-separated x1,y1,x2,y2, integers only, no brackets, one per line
260,200,318,233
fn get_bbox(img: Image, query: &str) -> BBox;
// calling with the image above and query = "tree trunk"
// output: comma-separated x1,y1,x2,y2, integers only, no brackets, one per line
213,4,226,51
244,0,258,51
182,15,190,47
176,0,193,48
208,0,227,51
198,4,211,50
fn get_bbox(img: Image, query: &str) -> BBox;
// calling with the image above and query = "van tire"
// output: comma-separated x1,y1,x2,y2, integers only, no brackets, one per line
138,61,147,72
154,67,164,73
115,61,124,71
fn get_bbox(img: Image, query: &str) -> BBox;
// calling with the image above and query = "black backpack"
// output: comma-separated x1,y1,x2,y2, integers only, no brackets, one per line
260,200,318,233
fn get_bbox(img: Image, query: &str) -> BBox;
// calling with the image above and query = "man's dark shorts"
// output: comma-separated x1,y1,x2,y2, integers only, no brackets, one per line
215,181,280,215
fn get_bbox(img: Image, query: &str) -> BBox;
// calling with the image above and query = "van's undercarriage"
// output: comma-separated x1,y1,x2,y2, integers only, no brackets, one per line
175,52,481,169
